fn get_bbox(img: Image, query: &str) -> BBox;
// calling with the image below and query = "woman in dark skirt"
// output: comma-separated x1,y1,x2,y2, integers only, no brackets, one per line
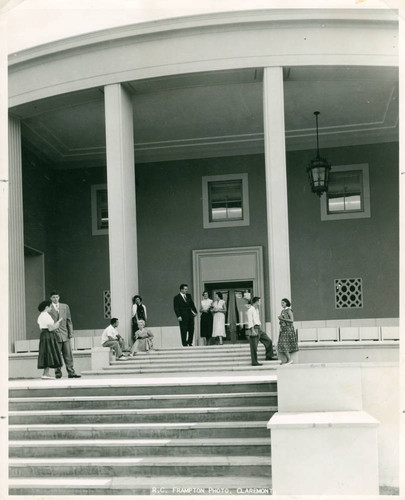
199,291,213,345
277,298,298,365
131,295,147,341
37,300,63,379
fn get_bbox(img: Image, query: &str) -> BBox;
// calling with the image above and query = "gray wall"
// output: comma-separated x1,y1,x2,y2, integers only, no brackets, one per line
135,155,269,326
287,142,399,320
22,142,398,329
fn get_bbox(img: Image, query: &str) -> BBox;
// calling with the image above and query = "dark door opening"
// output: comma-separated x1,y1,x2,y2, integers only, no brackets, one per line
204,281,253,343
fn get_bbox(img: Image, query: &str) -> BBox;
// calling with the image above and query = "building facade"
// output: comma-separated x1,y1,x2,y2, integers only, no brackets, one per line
8,9,399,352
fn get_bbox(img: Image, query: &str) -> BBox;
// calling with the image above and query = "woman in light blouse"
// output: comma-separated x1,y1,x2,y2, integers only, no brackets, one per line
212,292,227,345
37,300,64,379
131,295,147,341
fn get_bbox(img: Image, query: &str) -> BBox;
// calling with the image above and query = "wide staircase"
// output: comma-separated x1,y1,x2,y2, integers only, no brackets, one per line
84,343,280,376
9,346,278,495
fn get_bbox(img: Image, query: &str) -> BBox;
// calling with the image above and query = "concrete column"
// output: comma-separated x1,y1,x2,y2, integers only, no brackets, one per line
8,115,26,353
263,67,291,344
104,84,138,346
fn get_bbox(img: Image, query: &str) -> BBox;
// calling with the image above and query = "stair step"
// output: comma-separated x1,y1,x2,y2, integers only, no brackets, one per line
9,456,272,477
9,379,276,398
111,350,272,364
9,437,271,457
9,405,276,425
106,358,279,369
9,420,269,440
9,391,277,410
83,364,278,376
9,475,273,495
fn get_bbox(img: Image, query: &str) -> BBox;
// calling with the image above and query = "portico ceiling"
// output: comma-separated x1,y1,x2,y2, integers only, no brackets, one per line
12,65,398,169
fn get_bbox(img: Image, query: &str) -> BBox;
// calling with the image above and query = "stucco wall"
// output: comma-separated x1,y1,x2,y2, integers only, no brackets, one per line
22,149,58,295
135,155,269,327
287,141,399,320
22,142,398,330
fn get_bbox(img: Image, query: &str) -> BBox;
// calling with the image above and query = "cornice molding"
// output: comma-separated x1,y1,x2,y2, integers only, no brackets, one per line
8,8,398,67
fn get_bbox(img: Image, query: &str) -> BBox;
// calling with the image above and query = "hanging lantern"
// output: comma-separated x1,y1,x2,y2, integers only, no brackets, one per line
307,111,331,196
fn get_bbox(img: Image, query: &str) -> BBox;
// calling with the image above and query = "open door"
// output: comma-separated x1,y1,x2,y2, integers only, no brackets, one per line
205,281,253,343
24,246,45,340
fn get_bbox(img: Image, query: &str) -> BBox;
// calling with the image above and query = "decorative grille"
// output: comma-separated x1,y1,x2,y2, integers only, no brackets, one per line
335,278,363,308
103,290,111,318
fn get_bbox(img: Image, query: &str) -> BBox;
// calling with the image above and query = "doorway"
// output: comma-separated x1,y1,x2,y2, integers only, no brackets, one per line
24,246,45,340
205,281,253,343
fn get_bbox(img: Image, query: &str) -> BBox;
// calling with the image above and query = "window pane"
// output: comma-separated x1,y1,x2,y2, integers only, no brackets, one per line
227,207,242,219
97,189,109,229
209,180,242,202
211,205,227,220
345,194,361,211
327,170,363,214
209,180,243,221
328,196,345,212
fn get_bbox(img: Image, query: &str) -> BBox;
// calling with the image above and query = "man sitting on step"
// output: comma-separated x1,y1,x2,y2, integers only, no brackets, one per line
101,318,127,360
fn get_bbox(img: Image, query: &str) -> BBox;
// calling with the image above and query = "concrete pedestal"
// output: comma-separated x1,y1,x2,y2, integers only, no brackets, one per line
91,347,114,371
268,411,379,495
268,363,381,495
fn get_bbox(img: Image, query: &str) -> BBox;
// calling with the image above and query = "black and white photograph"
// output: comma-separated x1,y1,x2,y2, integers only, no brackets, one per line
1,0,403,498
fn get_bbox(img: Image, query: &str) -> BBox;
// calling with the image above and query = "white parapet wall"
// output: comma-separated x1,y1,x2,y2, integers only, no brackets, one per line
269,410,379,495
268,362,399,494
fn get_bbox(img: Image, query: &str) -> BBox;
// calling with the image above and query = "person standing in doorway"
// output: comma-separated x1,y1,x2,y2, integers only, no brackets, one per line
173,284,198,347
48,291,81,378
212,292,227,345
246,296,276,366
277,298,298,365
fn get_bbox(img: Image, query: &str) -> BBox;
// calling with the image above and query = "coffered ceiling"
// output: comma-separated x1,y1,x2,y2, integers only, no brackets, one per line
12,65,398,169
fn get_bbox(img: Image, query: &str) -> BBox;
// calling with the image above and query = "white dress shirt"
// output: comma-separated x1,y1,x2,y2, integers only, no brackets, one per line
246,305,261,329
101,324,119,343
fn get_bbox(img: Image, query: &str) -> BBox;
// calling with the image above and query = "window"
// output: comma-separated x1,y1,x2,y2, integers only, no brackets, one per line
202,173,249,229
321,164,370,221
91,184,108,235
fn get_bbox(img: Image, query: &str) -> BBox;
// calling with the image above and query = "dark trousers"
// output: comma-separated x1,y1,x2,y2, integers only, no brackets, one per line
179,313,195,346
248,327,273,365
55,340,76,376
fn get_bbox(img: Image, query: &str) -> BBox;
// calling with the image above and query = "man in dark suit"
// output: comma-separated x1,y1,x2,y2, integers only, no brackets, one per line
173,283,198,347
49,291,81,378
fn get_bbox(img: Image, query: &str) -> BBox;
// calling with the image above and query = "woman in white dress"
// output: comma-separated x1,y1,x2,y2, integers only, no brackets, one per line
130,320,154,356
212,292,227,345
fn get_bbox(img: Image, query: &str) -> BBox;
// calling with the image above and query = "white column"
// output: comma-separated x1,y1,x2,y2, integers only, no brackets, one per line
104,84,138,346
263,67,291,344
8,115,26,353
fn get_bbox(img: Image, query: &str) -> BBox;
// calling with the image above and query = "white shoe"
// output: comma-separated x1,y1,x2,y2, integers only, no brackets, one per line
285,360,293,365
41,375,54,379
118,356,127,361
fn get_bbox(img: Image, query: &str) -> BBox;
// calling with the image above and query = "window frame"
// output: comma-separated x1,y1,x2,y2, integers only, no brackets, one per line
91,184,108,235
202,173,250,229
321,163,371,221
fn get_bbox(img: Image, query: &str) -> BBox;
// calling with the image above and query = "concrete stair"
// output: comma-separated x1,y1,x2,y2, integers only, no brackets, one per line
83,344,280,376
9,364,276,495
